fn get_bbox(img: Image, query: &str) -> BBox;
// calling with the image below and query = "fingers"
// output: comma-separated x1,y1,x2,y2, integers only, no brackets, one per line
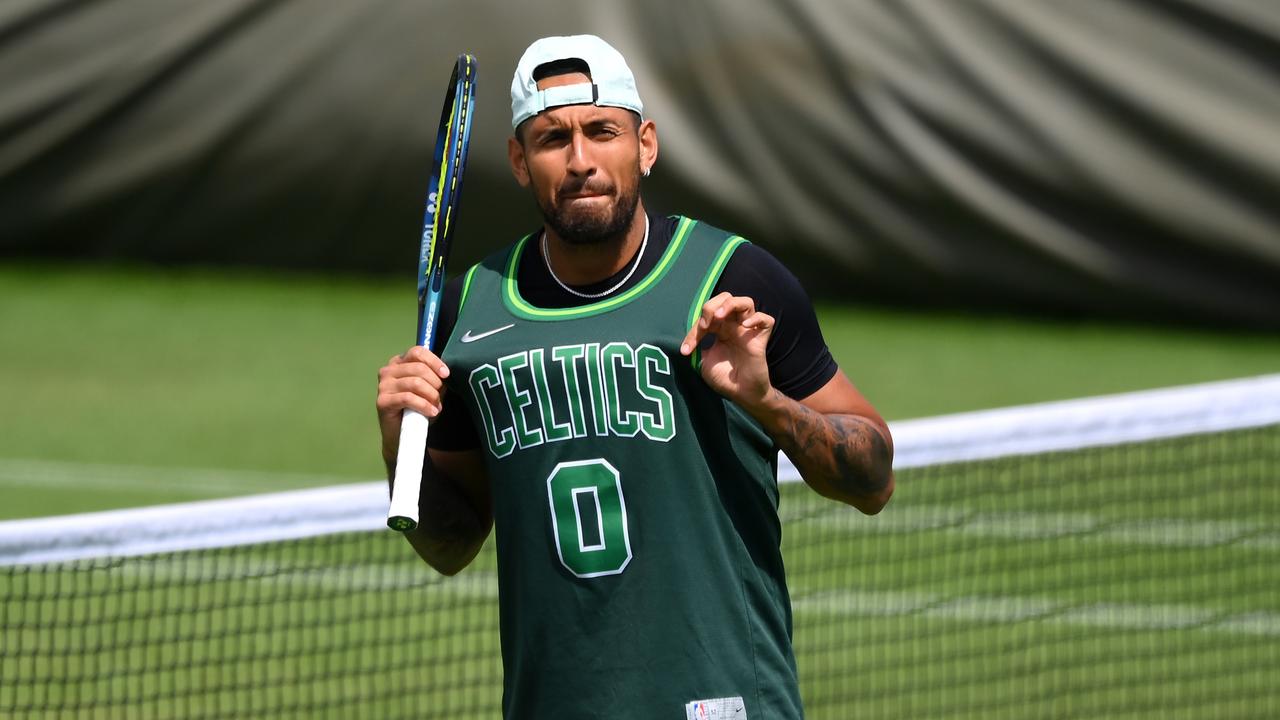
680,293,771,355
384,347,450,385
680,292,740,354
393,346,451,375
377,390,445,421
377,346,451,418
740,310,774,331
377,377,447,414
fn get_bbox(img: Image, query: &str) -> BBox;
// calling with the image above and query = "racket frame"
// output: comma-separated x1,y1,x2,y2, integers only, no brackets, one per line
388,54,477,532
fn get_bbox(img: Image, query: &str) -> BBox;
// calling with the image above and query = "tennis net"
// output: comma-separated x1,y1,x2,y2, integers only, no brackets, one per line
2,375,1278,718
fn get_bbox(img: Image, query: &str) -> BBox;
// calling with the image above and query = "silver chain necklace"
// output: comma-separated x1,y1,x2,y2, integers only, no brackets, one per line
541,215,649,300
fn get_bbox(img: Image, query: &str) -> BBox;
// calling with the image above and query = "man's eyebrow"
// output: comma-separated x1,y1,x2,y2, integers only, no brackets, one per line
528,118,568,137
531,112,623,137
581,115,623,128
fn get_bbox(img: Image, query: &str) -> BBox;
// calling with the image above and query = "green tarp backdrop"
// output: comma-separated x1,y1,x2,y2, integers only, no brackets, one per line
2,0,1277,326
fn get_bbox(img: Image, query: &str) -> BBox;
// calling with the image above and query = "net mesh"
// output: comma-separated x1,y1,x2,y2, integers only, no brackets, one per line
2,378,1279,719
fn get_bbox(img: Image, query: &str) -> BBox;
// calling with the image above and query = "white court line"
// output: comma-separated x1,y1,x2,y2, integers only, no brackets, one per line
791,588,1280,637
796,505,1280,549
0,458,366,496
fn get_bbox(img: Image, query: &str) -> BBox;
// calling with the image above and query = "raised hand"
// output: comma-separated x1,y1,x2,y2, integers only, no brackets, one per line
679,292,775,411
376,346,451,462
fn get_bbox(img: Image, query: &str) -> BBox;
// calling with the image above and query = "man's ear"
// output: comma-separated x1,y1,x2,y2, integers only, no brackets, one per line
508,135,530,187
638,119,658,176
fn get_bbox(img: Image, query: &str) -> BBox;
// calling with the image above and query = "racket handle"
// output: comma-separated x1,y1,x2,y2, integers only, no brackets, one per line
388,409,430,531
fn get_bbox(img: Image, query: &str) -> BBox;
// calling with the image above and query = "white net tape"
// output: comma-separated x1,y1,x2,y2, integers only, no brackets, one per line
3,374,1278,566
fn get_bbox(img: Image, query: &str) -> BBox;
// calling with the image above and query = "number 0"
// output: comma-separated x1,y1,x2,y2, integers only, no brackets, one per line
546,459,632,578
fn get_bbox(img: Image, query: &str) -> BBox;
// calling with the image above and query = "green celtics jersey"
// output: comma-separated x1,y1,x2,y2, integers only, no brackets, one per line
441,217,804,719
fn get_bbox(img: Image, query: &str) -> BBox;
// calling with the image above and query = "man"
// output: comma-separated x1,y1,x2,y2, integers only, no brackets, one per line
376,35,893,719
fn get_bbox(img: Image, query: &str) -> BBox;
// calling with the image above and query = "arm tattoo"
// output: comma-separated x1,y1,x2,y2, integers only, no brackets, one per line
772,390,892,496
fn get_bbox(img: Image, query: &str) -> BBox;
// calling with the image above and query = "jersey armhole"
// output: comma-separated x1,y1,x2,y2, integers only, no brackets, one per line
442,263,482,350
686,236,750,370
458,262,481,311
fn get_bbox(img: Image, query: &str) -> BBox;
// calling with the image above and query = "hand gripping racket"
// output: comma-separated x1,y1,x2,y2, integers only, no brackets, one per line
388,54,477,532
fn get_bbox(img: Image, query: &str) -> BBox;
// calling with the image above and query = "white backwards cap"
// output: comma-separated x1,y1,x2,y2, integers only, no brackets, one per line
510,34,643,130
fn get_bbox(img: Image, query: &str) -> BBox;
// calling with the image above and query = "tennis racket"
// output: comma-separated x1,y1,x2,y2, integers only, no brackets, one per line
388,54,478,532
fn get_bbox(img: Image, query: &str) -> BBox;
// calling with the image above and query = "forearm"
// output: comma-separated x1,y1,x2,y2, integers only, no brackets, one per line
746,389,894,513
384,452,490,575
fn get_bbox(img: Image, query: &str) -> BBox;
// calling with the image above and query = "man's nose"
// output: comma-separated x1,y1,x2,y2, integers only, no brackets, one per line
566,131,595,177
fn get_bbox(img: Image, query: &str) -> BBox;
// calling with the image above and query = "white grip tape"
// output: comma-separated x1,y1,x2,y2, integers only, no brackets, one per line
387,409,429,529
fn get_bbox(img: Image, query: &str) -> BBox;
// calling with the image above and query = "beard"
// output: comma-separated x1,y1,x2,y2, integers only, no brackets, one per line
533,171,641,246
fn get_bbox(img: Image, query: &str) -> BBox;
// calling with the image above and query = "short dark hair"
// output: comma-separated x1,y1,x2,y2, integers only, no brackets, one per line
532,58,591,82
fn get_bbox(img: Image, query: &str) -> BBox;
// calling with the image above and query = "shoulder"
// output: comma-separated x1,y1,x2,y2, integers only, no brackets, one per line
480,235,531,274
438,234,528,342
678,219,791,276
671,216,807,310
677,216,738,246
450,234,534,298
703,239,805,312
691,230,836,401
720,243,797,291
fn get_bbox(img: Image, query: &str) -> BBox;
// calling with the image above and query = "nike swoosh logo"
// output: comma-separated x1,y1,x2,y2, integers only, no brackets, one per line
459,323,515,343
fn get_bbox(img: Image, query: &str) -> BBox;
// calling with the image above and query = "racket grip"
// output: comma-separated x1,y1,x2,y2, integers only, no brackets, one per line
388,409,430,531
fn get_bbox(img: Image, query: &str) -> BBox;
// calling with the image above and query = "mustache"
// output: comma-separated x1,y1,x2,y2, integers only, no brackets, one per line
556,179,615,198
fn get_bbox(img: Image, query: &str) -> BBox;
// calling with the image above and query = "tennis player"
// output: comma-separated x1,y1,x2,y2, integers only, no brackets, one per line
376,34,894,719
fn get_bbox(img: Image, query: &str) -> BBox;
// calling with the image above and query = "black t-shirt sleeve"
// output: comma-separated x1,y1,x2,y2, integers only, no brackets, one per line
712,243,838,400
426,274,484,451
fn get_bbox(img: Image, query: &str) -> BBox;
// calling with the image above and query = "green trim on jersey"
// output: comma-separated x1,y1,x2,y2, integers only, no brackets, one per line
438,263,484,352
687,235,750,370
458,263,481,311
502,216,697,321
